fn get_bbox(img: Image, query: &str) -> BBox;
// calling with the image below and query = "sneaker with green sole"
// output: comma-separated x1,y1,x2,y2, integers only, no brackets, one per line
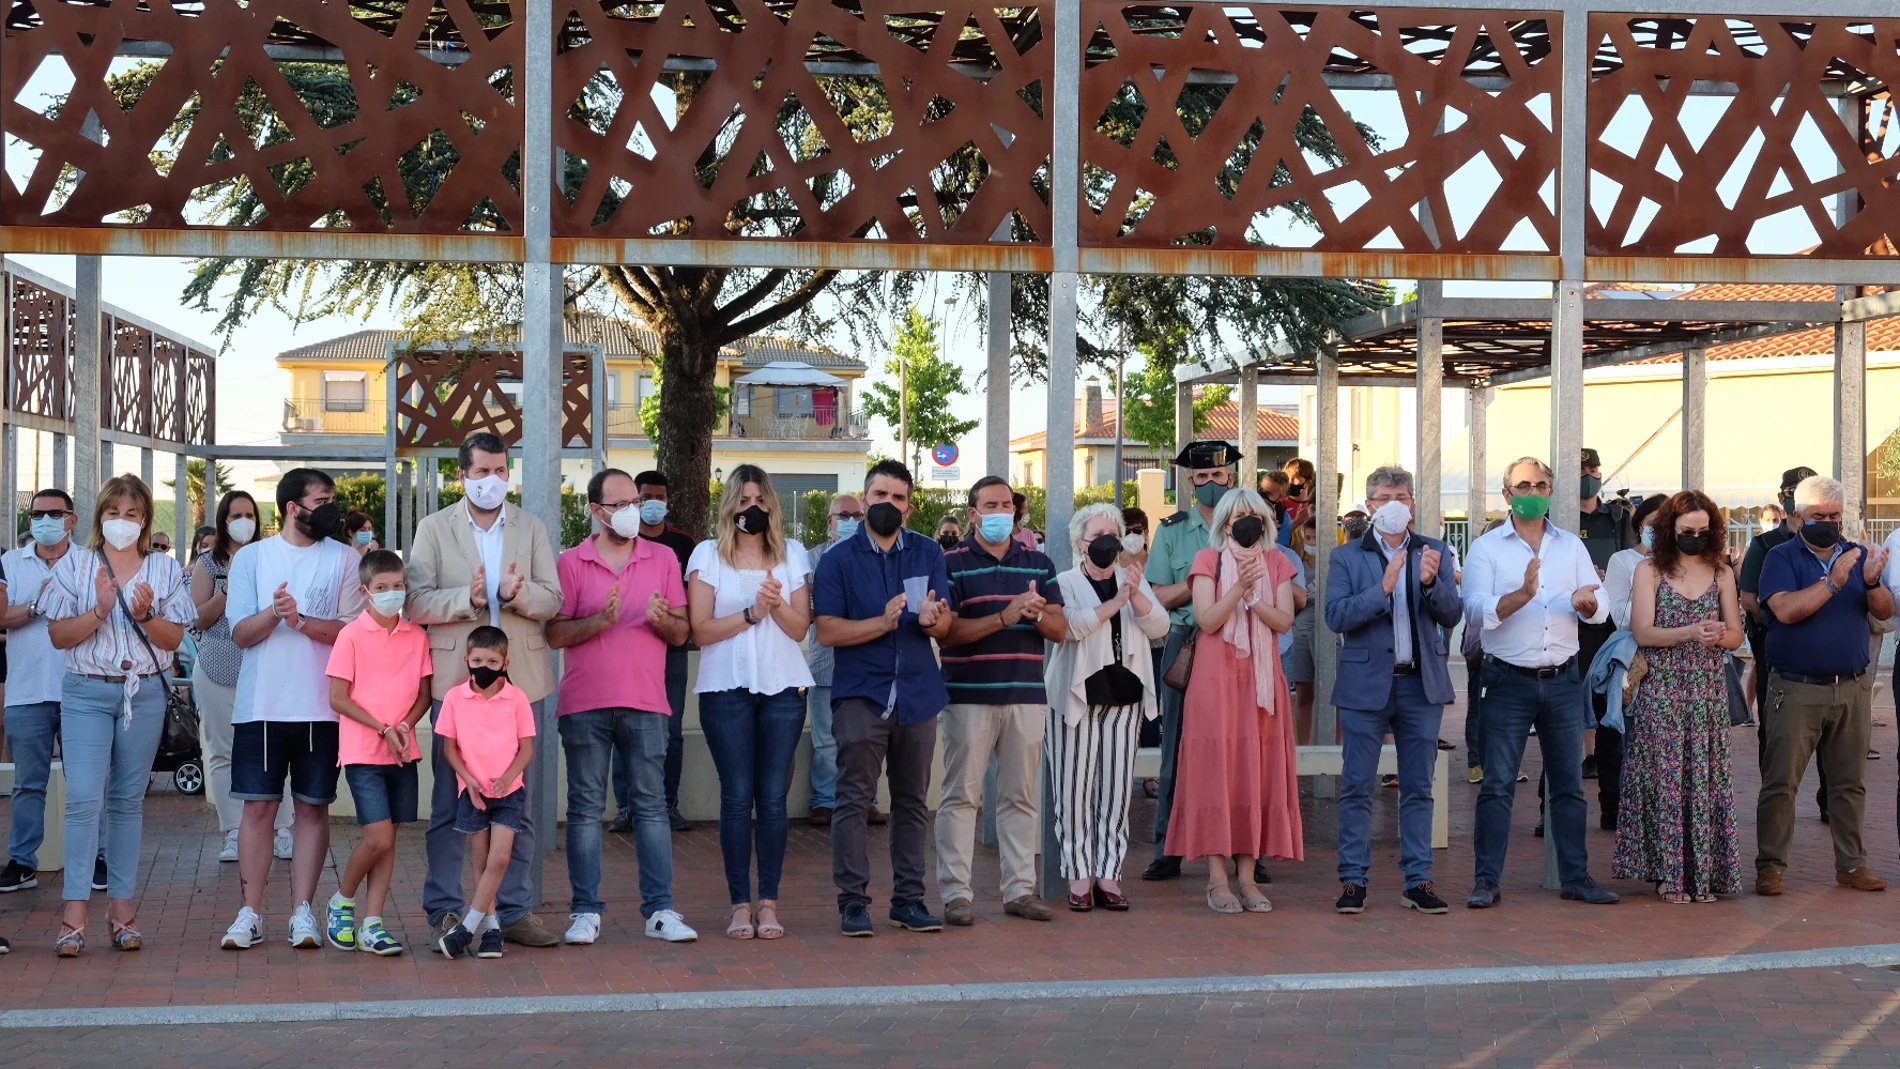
325,895,357,951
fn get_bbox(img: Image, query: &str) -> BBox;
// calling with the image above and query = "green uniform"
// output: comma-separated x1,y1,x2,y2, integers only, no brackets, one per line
1146,505,1211,627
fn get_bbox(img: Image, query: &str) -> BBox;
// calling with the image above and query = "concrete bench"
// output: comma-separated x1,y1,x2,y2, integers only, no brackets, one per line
1132,744,1450,849
0,760,67,870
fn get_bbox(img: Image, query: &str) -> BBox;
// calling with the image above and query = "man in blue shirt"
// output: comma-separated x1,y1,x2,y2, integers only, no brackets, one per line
814,459,955,937
1754,475,1892,897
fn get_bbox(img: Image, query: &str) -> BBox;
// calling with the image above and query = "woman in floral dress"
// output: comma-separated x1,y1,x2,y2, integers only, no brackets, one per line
1614,490,1744,903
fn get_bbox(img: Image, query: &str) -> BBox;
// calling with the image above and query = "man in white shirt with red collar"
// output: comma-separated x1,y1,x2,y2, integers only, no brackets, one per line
1461,456,1619,910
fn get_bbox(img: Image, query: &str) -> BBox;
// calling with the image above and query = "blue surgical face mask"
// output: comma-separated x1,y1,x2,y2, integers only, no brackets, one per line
369,589,406,616
639,500,668,526
978,513,1014,544
30,515,66,548
834,518,860,541
354,529,374,546
1640,525,1655,550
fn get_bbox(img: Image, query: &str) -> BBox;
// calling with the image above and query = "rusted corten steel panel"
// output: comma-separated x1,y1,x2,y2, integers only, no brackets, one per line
395,348,593,450
109,316,153,438
6,273,71,421
1078,5,1562,255
1,0,525,236
551,1,1054,249
1587,15,1900,261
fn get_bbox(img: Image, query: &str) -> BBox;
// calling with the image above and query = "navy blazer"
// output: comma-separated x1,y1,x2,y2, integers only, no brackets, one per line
1323,529,1465,709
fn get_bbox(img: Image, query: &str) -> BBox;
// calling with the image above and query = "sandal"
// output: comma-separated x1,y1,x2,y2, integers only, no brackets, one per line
726,904,756,940
1205,887,1243,915
1656,885,1691,905
1142,778,1159,799
1692,892,1718,904
1237,887,1273,914
109,916,142,952
754,902,785,941
56,922,85,958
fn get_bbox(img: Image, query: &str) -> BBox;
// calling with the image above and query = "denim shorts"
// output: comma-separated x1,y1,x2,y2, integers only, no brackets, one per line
455,786,528,834
231,720,342,806
343,763,419,826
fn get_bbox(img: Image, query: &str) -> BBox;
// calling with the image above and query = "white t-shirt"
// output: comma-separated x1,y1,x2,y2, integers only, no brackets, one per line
3,543,75,707
228,534,362,724
687,539,815,695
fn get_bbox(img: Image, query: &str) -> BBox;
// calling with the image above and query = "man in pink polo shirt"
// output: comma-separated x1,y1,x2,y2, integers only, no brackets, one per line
547,468,696,945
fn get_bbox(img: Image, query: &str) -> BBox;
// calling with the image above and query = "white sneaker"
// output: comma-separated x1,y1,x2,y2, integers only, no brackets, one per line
288,903,321,948
221,907,262,950
564,912,601,945
273,828,294,860
219,829,240,863
644,909,697,943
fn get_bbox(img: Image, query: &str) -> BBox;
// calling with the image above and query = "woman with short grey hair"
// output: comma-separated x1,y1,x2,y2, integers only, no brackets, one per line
1045,503,1171,911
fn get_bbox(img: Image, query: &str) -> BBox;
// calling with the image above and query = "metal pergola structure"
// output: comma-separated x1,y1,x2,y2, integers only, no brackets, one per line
7,0,1900,898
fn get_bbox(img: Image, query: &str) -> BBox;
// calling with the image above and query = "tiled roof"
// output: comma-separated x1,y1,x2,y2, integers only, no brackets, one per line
1627,283,1900,364
278,313,864,369
1010,400,1298,451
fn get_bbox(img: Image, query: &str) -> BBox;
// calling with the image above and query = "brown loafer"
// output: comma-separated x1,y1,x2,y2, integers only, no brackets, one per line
867,806,888,826
808,806,834,827
1754,870,1784,896
943,898,975,927
499,913,560,947
1837,867,1888,891
1004,895,1053,921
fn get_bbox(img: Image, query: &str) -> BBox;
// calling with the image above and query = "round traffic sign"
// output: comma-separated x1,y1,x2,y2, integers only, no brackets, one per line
932,443,959,466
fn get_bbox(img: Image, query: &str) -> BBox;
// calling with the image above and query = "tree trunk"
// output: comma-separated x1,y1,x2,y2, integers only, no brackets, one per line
652,318,722,540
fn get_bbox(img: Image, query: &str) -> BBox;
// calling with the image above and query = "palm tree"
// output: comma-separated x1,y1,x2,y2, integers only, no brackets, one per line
166,459,234,528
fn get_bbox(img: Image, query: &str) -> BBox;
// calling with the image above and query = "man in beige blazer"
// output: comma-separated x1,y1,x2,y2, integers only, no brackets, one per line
407,431,563,949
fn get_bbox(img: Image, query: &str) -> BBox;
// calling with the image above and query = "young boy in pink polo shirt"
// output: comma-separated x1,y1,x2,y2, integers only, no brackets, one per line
324,550,432,954
435,626,536,960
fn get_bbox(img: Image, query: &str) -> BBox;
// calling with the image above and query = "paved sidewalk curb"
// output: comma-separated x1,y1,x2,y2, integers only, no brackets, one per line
9,942,1900,1029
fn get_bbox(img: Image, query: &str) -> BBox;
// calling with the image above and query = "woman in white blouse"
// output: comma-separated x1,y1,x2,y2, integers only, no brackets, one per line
1044,504,1171,912
1605,495,1667,630
44,476,197,956
687,465,813,941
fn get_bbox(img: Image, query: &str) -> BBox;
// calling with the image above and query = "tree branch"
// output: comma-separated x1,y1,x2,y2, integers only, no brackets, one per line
718,269,841,345
716,269,790,323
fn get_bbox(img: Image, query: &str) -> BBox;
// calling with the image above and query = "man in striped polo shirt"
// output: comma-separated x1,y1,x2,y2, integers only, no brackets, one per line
936,476,1069,925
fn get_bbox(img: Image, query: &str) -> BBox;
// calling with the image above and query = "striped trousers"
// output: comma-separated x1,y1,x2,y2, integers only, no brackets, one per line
1046,702,1142,880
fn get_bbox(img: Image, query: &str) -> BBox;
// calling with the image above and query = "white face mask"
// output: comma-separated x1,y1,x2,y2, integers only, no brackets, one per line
102,518,141,551
464,473,509,511
227,517,257,545
1370,499,1412,537
1121,532,1146,555
608,504,642,539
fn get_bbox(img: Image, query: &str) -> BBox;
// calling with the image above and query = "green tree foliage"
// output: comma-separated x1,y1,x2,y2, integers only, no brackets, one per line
164,459,235,528
1121,365,1232,456
862,308,981,471
637,356,730,444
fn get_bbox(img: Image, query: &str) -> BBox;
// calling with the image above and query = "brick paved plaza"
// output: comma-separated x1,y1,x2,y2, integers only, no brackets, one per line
3,680,1899,1066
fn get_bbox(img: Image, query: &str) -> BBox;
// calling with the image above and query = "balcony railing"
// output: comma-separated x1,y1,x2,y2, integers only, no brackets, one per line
282,397,386,436
603,402,868,441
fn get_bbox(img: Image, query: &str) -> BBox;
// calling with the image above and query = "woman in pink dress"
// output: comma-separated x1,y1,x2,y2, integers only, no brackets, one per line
1164,487,1301,914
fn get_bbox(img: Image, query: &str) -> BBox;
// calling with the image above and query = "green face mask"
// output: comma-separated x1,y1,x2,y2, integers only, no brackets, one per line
1509,494,1552,521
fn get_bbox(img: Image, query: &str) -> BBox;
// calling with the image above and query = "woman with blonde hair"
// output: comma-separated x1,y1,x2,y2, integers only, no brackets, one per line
1045,504,1172,911
1164,488,1300,913
687,464,813,939
43,475,197,955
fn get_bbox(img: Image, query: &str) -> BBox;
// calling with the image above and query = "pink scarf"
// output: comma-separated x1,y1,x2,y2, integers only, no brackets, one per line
1218,546,1279,715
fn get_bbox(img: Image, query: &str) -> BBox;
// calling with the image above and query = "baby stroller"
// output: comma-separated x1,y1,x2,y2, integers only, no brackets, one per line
151,639,205,795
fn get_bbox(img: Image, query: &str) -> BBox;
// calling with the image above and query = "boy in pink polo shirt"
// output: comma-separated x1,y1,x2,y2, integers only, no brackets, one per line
435,626,536,960
323,550,432,954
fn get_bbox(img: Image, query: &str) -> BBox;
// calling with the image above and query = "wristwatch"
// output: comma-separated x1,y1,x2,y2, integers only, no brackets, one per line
135,608,156,624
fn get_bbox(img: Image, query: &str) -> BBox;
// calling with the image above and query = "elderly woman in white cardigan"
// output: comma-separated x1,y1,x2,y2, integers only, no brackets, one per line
1046,503,1173,913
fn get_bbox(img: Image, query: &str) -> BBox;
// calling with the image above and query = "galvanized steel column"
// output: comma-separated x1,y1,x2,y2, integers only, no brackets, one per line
53,433,68,492
986,272,1012,480
1314,348,1340,772
1236,366,1258,490
72,256,101,528
1468,384,1489,523
1416,280,1443,537
1681,343,1707,493
1836,294,1867,534
173,452,188,562
1173,381,1193,516
1548,5,1587,537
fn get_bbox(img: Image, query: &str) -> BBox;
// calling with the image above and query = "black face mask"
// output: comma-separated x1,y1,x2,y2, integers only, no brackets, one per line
866,501,904,537
1086,534,1121,568
938,533,960,550
298,502,341,541
1778,491,1796,513
467,664,506,690
1343,516,1370,540
735,505,771,535
1675,532,1710,557
1802,520,1841,549
1230,515,1265,548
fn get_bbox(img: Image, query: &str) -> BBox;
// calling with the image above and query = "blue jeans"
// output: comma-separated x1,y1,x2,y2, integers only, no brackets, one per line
1464,655,1484,770
5,701,60,869
1337,673,1443,890
616,647,687,814
807,685,837,809
698,687,806,904
1473,658,1590,889
561,707,674,918
423,698,538,926
59,676,165,901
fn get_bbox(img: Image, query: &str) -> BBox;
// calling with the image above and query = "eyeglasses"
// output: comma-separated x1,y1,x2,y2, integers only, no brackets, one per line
832,510,865,521
28,509,70,520
1509,481,1554,495
597,500,638,512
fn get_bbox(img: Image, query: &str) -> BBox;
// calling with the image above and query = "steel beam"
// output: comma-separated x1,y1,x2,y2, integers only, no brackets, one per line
72,256,101,529
1842,291,1900,323
1313,348,1340,776
1236,366,1258,489
1550,281,1585,533
1468,385,1490,521
986,272,1012,480
52,433,68,492
1836,293,1869,534
1431,298,1842,324
1485,321,1808,387
1682,343,1707,492
173,451,189,563
1416,280,1444,537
